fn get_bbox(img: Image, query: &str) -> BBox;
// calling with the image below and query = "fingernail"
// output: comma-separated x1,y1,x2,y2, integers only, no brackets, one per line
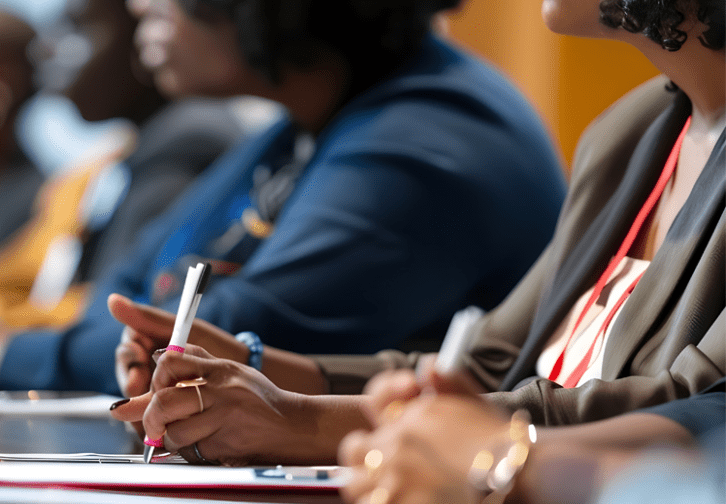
110,398,131,411
152,348,166,363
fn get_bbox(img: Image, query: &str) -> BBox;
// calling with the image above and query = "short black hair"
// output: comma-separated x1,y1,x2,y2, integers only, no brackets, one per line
599,0,725,51
189,0,461,84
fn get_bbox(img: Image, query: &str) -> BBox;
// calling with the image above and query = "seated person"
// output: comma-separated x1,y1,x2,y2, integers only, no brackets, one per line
0,11,44,246
0,0,249,329
109,0,724,466
0,0,567,392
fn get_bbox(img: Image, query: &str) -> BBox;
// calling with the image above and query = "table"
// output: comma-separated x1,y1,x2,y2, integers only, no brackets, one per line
0,391,344,504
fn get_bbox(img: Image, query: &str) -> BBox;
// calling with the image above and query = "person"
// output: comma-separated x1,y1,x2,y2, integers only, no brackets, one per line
0,0,567,392
0,0,249,330
338,371,726,504
0,11,44,245
108,0,724,467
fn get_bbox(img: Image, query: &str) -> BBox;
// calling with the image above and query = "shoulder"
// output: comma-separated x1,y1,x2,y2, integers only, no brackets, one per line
562,76,676,217
570,75,674,183
316,36,562,183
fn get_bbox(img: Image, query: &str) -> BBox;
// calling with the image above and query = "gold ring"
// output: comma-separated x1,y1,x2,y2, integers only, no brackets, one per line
176,377,207,414
369,487,390,504
364,449,383,472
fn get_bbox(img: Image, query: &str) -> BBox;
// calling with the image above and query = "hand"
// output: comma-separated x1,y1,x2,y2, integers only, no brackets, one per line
126,0,252,97
109,293,249,398
110,343,324,466
339,392,511,504
363,355,485,426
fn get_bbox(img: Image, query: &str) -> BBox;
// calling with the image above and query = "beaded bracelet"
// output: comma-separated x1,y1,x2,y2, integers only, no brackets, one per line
234,331,263,371
468,409,536,498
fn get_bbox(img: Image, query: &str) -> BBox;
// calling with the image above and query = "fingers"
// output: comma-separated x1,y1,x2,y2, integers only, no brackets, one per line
109,390,152,422
107,294,176,343
418,352,485,396
364,370,421,425
162,407,219,453
143,383,212,442
338,429,370,468
151,349,211,391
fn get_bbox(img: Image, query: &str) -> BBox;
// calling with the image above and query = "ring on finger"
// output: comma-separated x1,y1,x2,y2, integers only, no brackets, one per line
176,377,207,414
192,442,220,466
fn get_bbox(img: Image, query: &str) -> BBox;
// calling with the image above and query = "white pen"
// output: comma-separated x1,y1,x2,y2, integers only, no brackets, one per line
144,262,211,464
433,305,485,377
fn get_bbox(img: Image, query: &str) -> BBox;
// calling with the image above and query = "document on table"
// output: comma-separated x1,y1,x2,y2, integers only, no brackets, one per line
0,456,349,491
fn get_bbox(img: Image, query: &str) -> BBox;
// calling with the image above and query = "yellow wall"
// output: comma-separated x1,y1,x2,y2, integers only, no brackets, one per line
445,0,660,171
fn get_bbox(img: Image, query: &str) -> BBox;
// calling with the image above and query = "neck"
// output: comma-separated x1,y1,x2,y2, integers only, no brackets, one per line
633,30,725,139
239,54,352,136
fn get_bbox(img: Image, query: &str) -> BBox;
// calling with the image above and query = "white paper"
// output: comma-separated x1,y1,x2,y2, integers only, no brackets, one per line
0,459,349,489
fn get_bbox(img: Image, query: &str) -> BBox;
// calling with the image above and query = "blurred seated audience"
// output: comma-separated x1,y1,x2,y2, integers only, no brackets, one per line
0,12,44,247
0,0,258,329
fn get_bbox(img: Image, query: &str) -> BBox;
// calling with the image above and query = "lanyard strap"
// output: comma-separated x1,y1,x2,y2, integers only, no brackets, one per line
549,116,692,385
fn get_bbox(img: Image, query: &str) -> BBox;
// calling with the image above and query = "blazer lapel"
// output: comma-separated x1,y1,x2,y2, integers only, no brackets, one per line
603,125,726,379
500,93,690,391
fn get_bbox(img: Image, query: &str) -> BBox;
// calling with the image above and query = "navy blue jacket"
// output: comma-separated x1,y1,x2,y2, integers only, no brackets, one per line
0,36,566,394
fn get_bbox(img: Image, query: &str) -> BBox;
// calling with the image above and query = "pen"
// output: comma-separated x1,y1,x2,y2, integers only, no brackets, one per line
144,262,211,464
433,305,484,376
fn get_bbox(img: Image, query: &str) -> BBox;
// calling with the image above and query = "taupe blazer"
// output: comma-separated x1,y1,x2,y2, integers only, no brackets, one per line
313,76,725,426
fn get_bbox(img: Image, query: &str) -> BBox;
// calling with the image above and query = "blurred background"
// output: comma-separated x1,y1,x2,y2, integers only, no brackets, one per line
446,0,659,173
1,0,660,175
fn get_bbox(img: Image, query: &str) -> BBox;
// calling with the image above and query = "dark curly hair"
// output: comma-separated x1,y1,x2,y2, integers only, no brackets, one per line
599,0,725,51
183,0,460,84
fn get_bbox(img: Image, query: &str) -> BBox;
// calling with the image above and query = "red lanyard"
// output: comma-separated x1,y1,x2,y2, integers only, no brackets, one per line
549,116,691,387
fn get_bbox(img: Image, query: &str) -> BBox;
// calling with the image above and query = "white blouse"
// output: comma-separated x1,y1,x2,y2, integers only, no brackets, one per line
537,256,651,387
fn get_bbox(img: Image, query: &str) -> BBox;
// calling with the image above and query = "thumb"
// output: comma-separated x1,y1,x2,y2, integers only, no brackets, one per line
109,390,152,423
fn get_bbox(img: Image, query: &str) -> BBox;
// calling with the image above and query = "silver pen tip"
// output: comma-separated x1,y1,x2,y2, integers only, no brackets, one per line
143,445,154,464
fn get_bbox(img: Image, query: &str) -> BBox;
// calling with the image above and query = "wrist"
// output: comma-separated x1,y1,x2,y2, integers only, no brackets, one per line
234,331,263,371
468,410,536,500
295,393,370,464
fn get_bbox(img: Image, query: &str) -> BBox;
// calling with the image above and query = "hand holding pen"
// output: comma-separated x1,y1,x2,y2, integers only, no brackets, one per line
143,262,211,463
364,306,486,424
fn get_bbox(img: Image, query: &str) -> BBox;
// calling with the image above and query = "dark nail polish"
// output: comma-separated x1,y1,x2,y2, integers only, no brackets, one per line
110,398,131,411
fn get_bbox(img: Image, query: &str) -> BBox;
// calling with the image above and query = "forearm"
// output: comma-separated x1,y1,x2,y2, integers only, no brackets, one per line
263,346,328,395
505,413,695,504
292,392,371,464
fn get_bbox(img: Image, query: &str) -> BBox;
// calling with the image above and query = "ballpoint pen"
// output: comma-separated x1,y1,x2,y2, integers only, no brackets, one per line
144,262,211,464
